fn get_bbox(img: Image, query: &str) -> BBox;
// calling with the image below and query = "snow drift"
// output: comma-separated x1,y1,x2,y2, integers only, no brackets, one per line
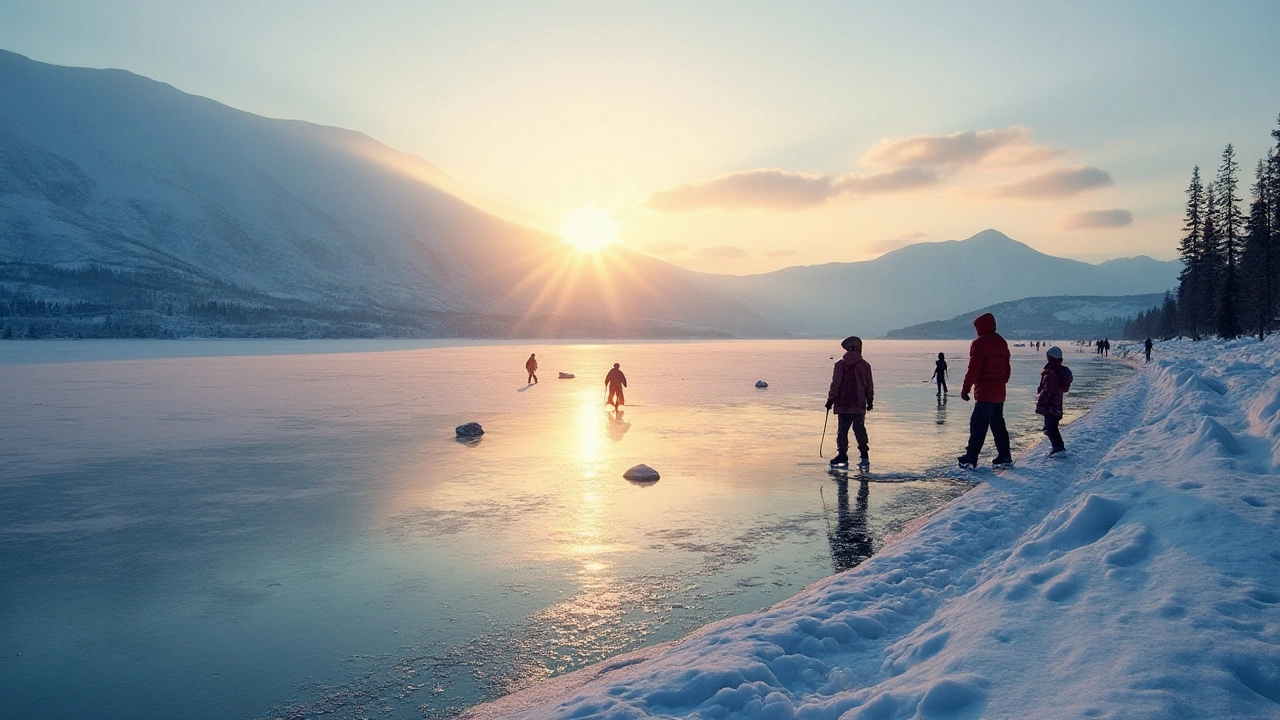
465,336,1280,719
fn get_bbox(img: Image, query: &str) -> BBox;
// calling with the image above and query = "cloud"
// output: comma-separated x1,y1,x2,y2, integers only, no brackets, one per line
762,249,800,258
834,167,940,195
1059,208,1134,230
644,167,938,213
692,245,750,260
990,166,1113,199
645,169,833,212
863,126,1062,170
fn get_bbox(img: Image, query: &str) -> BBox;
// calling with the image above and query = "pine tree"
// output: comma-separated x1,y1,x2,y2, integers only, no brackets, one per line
1176,167,1206,339
1214,145,1244,338
1159,291,1178,339
1242,156,1276,338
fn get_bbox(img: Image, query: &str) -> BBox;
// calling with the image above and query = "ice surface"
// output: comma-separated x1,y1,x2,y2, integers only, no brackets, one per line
0,338,1130,719
465,336,1280,719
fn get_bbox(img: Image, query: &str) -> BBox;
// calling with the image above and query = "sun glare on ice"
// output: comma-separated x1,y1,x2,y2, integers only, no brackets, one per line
561,207,619,252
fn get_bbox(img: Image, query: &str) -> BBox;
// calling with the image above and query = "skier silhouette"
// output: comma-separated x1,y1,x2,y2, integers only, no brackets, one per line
932,352,948,396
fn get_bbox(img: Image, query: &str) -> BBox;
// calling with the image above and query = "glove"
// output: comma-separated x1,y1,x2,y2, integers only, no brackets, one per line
960,391,971,401
865,401,873,411
825,399,834,410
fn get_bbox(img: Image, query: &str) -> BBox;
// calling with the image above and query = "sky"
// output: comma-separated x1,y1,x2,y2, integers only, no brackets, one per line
2,1,1278,274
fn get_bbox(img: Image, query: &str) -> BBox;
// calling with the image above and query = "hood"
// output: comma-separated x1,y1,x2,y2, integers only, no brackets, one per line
1044,356,1063,368
973,313,997,336
842,350,863,363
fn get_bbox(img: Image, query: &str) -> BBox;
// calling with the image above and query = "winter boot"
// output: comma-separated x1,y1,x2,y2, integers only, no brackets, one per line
957,454,977,469
992,454,1014,468
857,453,870,470
1047,446,1067,458
829,452,849,468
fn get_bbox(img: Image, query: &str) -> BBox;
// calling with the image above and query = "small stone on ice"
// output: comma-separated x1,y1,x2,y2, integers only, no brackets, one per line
623,464,660,483
455,422,484,438
755,380,768,388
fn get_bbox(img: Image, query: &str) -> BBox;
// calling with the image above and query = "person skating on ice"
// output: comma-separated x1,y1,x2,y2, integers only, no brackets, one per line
932,352,948,396
604,363,627,408
525,353,538,384
957,313,1013,469
826,336,874,470
1036,346,1073,457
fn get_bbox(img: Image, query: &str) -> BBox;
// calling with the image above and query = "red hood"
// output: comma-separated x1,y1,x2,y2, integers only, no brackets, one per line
973,313,997,335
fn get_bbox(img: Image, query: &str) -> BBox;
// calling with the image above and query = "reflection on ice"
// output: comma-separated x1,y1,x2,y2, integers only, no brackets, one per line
828,478,874,573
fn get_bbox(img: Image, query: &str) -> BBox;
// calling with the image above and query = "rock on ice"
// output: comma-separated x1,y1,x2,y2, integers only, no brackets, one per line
455,422,484,438
755,380,769,388
623,464,660,483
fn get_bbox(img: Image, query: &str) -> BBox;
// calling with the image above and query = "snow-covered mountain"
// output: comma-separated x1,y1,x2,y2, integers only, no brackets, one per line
0,49,777,338
885,293,1167,340
700,230,1181,337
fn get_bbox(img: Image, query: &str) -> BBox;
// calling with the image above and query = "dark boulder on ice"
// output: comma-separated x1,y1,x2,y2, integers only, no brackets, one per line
623,464,660,483
455,422,485,438
755,380,768,388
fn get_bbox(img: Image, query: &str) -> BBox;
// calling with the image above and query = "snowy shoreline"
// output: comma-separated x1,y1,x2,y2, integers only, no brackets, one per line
464,337,1280,719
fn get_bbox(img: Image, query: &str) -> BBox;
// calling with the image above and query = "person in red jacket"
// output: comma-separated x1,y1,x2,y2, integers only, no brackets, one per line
826,336,874,469
957,313,1013,468
525,353,538,384
1036,346,1073,456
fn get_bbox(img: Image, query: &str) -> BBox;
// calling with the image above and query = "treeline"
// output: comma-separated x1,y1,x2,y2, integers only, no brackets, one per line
1135,115,1280,340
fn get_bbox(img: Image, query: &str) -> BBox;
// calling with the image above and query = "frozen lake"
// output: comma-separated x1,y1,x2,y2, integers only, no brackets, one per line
0,339,1131,719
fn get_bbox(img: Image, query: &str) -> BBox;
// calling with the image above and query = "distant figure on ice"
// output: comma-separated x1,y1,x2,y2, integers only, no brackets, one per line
826,336,874,470
1144,337,1153,363
932,352,949,396
1036,346,1073,457
605,363,627,408
525,353,538,384
1102,338,1110,357
958,313,1013,469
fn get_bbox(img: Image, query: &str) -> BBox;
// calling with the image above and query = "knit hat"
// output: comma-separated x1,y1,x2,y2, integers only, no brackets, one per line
1046,346,1063,359
841,336,862,352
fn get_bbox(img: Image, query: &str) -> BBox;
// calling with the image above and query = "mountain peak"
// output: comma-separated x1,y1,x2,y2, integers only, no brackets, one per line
964,229,1017,245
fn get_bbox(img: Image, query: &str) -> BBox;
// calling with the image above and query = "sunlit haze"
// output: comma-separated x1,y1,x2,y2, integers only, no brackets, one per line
562,207,620,252
1,1,1277,274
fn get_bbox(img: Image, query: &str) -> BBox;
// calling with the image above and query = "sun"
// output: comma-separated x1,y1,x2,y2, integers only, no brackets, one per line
561,207,619,252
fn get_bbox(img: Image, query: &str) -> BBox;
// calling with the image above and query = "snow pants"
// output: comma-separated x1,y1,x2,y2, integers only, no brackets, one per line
836,412,869,457
1042,415,1064,451
607,385,625,407
965,401,1010,459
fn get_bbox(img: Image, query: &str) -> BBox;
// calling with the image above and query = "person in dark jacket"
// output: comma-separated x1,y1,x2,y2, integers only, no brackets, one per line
932,352,948,396
605,363,627,408
958,313,1013,468
525,353,538,384
1036,345,1073,456
1144,337,1153,363
826,336,874,469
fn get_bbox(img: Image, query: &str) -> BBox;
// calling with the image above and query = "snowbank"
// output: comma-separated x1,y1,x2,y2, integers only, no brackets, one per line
464,337,1280,719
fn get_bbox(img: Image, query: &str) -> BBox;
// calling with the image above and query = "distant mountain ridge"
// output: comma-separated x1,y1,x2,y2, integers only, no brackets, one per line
0,49,778,338
884,293,1167,340
700,229,1180,337
1,50,1179,339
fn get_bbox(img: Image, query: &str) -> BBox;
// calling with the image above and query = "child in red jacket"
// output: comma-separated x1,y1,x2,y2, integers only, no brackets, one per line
1036,346,1073,456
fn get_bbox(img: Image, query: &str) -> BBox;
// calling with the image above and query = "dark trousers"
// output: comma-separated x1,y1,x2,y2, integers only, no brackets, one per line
607,385,625,406
936,378,947,395
965,401,1010,458
836,412,869,456
1043,415,1064,450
